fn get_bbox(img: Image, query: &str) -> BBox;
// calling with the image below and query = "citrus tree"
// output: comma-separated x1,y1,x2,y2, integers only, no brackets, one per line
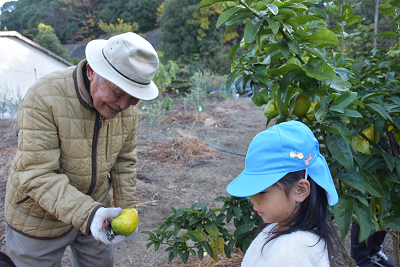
144,0,400,265
195,0,400,266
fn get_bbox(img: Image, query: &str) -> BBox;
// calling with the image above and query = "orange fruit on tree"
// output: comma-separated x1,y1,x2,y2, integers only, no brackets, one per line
290,93,311,117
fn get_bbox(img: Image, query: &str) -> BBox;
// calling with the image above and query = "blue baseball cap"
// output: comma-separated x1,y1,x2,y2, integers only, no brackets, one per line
227,120,338,206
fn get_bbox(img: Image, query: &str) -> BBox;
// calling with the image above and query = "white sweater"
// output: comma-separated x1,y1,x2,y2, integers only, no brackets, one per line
241,223,330,267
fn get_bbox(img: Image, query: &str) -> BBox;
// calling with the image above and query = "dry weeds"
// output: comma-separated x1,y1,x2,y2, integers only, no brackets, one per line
145,130,220,166
161,248,243,267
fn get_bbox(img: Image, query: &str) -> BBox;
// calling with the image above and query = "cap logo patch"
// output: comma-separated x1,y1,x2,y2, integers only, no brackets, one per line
290,151,304,159
304,154,313,166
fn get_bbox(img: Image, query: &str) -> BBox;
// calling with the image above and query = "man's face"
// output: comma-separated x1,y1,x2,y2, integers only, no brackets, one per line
87,64,140,118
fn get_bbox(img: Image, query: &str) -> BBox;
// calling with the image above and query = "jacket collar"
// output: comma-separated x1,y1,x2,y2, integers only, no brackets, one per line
73,59,95,110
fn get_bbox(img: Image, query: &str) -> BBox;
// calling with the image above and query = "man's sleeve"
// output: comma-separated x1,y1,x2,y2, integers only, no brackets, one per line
15,88,101,235
110,110,138,209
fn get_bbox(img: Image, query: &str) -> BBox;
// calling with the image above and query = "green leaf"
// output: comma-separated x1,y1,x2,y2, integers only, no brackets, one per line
332,91,357,108
333,196,354,236
280,58,302,69
184,230,208,242
173,243,179,257
244,18,263,43
373,31,397,37
386,172,400,183
280,70,298,105
303,47,324,59
320,125,340,134
390,0,400,7
267,4,279,15
180,251,189,263
301,28,338,46
392,13,400,29
354,200,372,242
229,43,240,62
226,69,240,92
329,77,352,92
205,222,219,240
294,15,324,25
226,12,252,25
308,7,327,20
353,153,371,167
217,7,244,28
277,40,290,59
384,215,400,231
326,134,354,172
198,248,204,261
203,241,214,257
329,105,344,113
334,172,365,193
269,21,280,35
352,191,369,207
379,3,396,17
382,152,395,171
366,103,392,122
278,8,297,18
360,168,384,197
303,57,336,81
233,224,254,237
346,15,364,29
332,122,353,143
333,67,351,80
287,40,300,55
233,206,242,220
380,187,392,212
197,0,229,9
315,108,327,122
169,251,174,263
343,109,362,118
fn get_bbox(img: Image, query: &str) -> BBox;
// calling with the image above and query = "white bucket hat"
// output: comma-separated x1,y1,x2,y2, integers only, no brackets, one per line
86,32,159,100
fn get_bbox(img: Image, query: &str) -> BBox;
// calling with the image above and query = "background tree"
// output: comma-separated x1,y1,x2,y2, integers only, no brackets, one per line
123,0,162,33
157,0,223,65
58,0,106,42
34,23,69,60
97,0,162,33
98,18,139,36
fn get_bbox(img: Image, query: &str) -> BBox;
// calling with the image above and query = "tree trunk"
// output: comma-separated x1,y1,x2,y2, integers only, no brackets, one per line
393,231,400,267
374,0,379,55
339,231,356,267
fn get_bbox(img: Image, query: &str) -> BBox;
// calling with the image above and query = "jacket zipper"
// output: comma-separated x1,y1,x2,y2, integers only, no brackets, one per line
87,113,102,195
106,122,110,162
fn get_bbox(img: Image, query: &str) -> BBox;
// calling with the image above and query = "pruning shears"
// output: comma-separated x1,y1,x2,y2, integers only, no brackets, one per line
102,219,115,242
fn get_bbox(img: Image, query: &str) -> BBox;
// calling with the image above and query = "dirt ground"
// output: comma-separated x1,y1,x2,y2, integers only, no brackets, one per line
0,97,394,266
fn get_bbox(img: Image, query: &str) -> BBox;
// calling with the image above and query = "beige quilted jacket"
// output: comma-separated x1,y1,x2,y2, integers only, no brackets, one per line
5,59,138,238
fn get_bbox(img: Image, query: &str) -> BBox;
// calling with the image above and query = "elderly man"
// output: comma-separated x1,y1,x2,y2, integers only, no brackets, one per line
4,32,159,267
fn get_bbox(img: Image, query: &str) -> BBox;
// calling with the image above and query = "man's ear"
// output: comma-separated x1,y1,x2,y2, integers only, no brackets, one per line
293,180,311,203
86,63,94,81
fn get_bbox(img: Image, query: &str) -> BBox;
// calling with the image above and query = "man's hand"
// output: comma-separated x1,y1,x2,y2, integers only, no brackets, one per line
90,207,125,245
124,224,139,242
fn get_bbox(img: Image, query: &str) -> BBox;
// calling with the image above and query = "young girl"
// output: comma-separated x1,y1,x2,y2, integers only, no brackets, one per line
227,120,340,266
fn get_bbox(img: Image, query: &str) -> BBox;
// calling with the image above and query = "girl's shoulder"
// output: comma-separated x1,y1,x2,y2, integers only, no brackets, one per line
242,229,329,267
278,229,325,253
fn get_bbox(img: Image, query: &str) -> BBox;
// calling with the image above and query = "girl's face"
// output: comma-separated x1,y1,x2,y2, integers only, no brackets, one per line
250,183,298,227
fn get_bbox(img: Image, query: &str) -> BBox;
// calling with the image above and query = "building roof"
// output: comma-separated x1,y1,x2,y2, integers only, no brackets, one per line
0,31,74,66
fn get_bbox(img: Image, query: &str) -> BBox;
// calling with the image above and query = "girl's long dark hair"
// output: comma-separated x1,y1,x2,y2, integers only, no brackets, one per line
255,170,342,257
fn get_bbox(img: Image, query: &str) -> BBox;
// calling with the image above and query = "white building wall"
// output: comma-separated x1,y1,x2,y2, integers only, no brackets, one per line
0,35,72,97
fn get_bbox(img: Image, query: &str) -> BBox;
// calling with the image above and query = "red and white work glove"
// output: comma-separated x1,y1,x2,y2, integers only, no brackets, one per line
90,207,126,245
124,225,139,242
